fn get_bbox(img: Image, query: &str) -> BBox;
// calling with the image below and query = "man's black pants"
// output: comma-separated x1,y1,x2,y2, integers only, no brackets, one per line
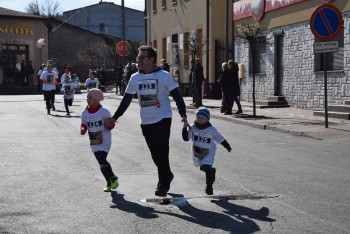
141,118,173,187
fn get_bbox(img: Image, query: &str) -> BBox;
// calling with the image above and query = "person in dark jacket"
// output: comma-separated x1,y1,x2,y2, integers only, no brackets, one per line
193,58,204,107
228,60,243,114
219,62,234,115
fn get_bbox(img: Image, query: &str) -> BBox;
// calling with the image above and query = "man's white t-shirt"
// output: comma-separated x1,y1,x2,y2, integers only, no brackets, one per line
81,107,112,153
40,71,58,91
125,70,177,125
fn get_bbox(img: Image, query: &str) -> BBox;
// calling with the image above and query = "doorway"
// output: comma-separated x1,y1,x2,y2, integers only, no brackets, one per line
273,32,284,96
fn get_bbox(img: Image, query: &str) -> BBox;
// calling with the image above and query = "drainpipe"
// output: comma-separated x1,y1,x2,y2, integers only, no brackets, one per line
206,0,210,97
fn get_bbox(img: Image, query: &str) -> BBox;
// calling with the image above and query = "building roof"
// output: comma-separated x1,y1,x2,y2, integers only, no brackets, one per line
0,7,43,19
63,1,143,14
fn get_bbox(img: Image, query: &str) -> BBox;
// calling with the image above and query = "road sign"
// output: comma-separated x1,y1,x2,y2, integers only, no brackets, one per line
116,41,130,56
310,4,343,41
314,41,339,53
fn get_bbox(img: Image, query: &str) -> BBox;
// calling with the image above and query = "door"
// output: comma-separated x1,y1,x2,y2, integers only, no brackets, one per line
274,33,284,96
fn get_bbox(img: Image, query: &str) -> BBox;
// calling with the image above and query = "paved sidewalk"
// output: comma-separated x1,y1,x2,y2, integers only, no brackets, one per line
104,92,350,142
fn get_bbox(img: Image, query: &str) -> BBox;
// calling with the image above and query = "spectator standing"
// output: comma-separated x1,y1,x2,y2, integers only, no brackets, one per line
193,58,204,107
228,60,243,114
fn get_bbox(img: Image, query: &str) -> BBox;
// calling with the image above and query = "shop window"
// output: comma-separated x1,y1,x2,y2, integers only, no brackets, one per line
249,37,266,74
183,32,189,67
314,30,344,71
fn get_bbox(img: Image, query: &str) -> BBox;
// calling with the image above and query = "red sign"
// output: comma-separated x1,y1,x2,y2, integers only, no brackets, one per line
116,41,131,56
234,0,305,21
310,4,343,41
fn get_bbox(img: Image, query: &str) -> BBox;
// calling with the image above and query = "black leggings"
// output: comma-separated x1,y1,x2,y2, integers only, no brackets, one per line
141,118,173,186
64,98,73,114
43,90,55,110
94,151,115,182
200,165,215,186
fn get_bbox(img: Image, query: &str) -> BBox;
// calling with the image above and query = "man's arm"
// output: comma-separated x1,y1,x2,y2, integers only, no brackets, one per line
170,88,186,118
112,93,133,121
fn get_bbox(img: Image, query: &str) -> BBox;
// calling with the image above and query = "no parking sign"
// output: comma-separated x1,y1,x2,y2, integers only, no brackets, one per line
310,4,343,41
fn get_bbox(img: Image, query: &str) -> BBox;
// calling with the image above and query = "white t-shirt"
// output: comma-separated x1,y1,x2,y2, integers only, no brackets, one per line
40,71,58,91
125,69,177,124
85,78,99,91
61,82,77,99
186,124,225,167
81,107,112,153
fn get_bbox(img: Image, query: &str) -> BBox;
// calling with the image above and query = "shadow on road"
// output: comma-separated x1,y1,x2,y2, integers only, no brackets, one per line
110,191,274,233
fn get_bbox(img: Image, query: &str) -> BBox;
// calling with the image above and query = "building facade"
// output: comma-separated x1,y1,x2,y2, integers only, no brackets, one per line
146,0,350,110
0,7,48,90
234,0,350,110
62,1,145,42
145,0,234,97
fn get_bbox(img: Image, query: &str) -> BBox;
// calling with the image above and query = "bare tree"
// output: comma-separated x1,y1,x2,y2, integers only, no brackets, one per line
77,42,103,68
25,0,61,17
235,23,271,117
184,31,208,71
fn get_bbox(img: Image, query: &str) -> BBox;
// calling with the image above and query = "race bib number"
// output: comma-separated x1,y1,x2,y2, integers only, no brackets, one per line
192,132,212,159
138,79,158,107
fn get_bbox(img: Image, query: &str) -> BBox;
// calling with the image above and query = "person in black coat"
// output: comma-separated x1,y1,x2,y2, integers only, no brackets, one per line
228,60,243,114
219,62,234,115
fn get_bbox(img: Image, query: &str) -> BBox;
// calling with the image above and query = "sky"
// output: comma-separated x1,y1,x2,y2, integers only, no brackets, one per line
0,0,145,13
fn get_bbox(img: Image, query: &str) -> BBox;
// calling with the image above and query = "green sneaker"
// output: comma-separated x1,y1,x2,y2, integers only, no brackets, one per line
110,176,119,189
104,181,112,192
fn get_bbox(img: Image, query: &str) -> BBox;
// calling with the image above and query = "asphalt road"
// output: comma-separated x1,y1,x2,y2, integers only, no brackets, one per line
0,94,349,233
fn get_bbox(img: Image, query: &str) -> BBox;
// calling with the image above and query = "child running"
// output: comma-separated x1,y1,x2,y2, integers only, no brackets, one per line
80,88,119,192
182,107,232,195
61,75,77,117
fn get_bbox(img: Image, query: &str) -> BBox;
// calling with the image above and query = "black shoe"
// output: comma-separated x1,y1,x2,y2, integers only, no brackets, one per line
205,186,213,195
47,109,50,115
52,105,56,111
234,110,243,114
155,173,174,197
224,112,232,115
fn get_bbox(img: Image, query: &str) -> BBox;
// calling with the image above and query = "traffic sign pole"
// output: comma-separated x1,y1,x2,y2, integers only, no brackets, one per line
323,53,328,128
310,4,343,128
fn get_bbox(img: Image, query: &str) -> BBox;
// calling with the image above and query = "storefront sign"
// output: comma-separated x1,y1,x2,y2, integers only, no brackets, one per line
0,22,34,35
234,0,306,21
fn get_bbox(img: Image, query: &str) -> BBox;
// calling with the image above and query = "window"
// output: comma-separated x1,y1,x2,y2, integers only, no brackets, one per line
152,0,157,13
249,37,266,74
183,32,189,67
162,0,166,8
162,37,167,62
314,30,344,71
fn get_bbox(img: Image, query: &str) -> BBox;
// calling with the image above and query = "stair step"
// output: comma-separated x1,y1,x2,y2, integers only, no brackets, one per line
267,96,287,102
313,111,350,120
256,100,289,106
328,105,350,113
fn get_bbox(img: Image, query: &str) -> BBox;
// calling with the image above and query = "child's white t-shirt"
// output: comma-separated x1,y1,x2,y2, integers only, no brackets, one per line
187,124,225,167
85,78,99,91
61,82,77,99
125,70,177,124
81,107,112,153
